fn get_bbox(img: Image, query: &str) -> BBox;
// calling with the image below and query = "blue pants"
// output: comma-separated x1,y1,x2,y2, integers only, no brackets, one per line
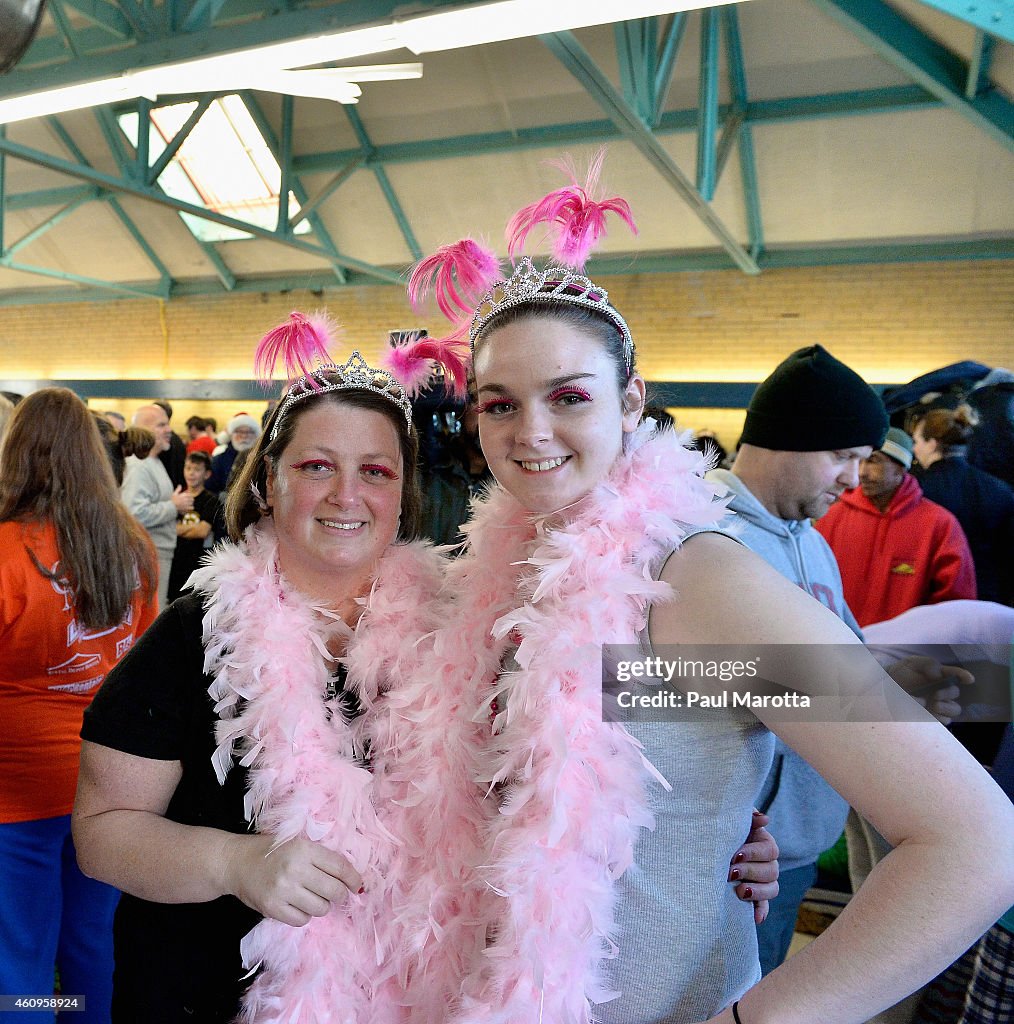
0,816,119,1024
756,861,817,976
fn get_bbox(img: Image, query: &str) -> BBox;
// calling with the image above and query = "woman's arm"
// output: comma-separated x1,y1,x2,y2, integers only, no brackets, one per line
72,742,362,926
651,535,1014,1024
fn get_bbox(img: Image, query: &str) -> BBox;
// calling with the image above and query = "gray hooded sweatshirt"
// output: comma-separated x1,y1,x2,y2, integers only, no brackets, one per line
707,468,862,872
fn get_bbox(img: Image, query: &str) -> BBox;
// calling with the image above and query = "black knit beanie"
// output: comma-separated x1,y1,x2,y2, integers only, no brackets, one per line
741,345,888,452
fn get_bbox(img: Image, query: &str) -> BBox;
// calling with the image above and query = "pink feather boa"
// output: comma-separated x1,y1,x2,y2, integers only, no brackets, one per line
190,524,490,1023
433,423,728,1023
187,424,726,1022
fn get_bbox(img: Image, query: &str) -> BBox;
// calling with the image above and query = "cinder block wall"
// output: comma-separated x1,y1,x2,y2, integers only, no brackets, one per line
1,260,1010,448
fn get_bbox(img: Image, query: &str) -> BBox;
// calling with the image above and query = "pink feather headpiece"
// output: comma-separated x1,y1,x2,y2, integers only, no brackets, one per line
408,239,502,323
405,149,638,377
384,240,500,399
253,310,337,388
254,311,413,439
507,149,637,270
380,330,470,401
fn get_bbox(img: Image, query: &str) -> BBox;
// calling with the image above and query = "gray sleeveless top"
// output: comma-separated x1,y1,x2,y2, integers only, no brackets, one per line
595,527,775,1023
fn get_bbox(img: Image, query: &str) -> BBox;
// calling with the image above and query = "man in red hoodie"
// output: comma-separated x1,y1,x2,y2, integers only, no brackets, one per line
816,427,977,627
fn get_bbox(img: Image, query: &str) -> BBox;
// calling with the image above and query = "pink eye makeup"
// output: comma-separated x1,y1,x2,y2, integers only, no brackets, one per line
547,385,592,403
361,464,399,479
290,459,334,472
474,398,516,415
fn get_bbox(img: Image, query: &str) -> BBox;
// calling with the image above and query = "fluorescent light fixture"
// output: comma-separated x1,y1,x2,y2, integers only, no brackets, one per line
0,1,748,125
397,0,746,52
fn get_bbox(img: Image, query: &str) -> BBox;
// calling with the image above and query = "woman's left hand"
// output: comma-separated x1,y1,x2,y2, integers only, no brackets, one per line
730,809,779,924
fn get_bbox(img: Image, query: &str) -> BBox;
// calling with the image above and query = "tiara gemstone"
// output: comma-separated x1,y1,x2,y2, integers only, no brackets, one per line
270,350,412,441
469,257,634,370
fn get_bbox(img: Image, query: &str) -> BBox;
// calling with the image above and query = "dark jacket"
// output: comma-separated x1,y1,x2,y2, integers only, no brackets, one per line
915,456,1014,605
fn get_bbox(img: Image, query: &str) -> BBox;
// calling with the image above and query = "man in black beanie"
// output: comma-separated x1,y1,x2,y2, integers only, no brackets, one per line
707,344,889,974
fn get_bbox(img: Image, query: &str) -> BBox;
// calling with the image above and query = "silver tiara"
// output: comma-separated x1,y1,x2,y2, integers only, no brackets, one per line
469,257,634,370
270,350,411,441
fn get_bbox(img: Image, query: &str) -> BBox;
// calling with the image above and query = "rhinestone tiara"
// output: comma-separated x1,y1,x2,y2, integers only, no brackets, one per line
469,257,634,370
270,350,412,441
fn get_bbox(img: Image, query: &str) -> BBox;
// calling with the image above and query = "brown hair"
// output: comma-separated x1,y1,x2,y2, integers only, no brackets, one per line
185,449,213,472
477,301,636,393
911,403,979,452
0,389,157,628
226,384,422,543
91,415,155,485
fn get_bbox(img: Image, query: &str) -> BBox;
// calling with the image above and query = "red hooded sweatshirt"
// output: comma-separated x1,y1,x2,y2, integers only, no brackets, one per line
815,473,977,627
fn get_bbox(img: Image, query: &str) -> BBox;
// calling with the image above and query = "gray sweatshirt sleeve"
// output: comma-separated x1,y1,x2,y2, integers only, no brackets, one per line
122,461,177,529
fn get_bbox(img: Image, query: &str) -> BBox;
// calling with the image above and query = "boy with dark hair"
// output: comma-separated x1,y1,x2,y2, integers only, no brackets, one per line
166,451,225,603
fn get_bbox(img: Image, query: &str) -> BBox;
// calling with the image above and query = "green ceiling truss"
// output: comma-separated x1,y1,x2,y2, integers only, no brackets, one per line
239,91,351,285
344,106,422,262
0,0,1008,304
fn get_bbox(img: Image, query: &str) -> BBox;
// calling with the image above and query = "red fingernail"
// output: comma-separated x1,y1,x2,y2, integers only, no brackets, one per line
357,886,365,895
734,851,746,863
730,867,741,880
743,886,753,899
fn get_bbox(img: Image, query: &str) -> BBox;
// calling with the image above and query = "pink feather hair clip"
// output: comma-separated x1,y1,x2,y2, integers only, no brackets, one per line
381,330,470,400
506,148,638,270
393,239,500,398
408,238,502,323
253,310,338,388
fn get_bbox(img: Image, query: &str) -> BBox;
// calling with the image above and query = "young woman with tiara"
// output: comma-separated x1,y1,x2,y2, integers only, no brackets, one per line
390,153,1014,1023
71,316,771,1021
71,317,495,1024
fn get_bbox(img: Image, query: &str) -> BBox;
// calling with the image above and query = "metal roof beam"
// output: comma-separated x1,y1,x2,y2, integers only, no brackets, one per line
147,96,212,184
46,114,188,289
289,155,364,229
653,12,689,127
0,0,427,97
541,30,759,274
6,194,96,257
2,237,1009,307
240,92,349,285
47,0,84,55
615,19,657,124
6,186,104,210
85,103,233,289
696,10,720,200
912,0,1012,44
345,106,421,261
0,257,169,298
0,128,5,257
104,194,174,288
20,27,120,68
182,0,231,33
294,85,937,173
115,0,160,40
811,0,1014,151
61,0,133,39
0,133,402,282
723,7,763,259
277,95,294,236
966,30,995,99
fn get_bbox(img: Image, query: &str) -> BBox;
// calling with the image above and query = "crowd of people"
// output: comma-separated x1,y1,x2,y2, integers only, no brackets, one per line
0,157,1012,1024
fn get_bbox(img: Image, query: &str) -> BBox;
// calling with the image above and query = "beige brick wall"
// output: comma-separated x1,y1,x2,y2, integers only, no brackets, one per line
1,260,1010,449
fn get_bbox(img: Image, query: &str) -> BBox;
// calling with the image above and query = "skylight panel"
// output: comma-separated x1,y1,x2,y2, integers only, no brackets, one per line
119,97,310,243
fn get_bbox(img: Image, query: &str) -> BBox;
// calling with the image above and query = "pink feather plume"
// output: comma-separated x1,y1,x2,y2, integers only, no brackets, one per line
253,310,337,387
506,149,637,270
408,239,501,324
382,332,470,400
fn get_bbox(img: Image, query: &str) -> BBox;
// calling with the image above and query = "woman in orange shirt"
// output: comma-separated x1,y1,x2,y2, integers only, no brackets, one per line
0,389,158,1024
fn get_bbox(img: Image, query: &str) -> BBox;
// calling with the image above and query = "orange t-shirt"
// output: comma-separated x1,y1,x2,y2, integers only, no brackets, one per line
0,520,158,823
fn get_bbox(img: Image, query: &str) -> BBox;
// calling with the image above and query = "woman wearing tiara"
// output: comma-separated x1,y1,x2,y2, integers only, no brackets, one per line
394,154,1014,1023
71,310,771,1024
71,323,460,1023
